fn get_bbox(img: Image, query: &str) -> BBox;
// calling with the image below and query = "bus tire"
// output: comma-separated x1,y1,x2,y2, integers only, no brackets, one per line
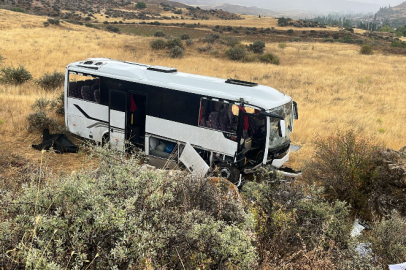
102,133,110,147
218,163,240,185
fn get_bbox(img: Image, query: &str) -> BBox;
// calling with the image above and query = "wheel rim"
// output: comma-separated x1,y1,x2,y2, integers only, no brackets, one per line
220,167,231,179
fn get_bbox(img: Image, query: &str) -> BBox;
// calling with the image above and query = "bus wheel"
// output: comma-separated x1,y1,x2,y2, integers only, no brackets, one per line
102,133,110,147
218,163,240,185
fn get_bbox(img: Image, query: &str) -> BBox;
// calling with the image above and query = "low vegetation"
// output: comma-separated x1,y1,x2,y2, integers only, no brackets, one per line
36,71,64,90
0,65,32,85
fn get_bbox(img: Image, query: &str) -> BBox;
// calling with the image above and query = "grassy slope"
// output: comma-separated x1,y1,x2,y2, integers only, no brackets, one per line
0,9,405,171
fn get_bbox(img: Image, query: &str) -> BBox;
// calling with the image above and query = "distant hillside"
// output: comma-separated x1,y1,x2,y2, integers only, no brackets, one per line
375,1,406,27
175,0,381,13
207,3,278,16
0,0,242,21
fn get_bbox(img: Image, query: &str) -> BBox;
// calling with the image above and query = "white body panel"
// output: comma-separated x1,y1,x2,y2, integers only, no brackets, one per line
179,142,210,177
271,150,290,168
66,98,109,143
109,109,125,151
146,116,238,156
67,98,109,120
110,110,125,129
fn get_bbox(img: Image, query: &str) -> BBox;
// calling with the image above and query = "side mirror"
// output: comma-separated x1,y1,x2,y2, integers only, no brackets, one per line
293,101,299,120
278,120,286,138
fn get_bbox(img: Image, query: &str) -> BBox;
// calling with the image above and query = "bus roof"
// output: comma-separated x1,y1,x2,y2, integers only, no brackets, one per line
67,58,292,110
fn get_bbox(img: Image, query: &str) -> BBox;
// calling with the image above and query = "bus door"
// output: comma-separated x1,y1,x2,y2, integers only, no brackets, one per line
109,89,127,150
128,92,147,147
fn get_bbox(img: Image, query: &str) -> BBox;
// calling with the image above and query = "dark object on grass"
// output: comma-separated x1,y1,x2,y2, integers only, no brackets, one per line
32,129,78,154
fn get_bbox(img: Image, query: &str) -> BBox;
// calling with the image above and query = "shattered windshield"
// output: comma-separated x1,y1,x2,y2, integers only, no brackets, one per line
268,102,292,150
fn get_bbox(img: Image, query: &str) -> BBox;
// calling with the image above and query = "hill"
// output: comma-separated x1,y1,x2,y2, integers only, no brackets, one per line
174,0,381,13
375,1,406,28
0,0,243,21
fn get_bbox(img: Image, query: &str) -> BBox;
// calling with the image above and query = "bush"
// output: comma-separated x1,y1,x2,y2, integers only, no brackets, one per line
242,180,351,264
186,39,194,46
303,130,382,216
226,46,247,61
26,111,59,132
247,40,265,53
0,146,257,269
106,25,120,33
150,38,167,50
135,1,146,9
391,40,406,48
278,42,287,50
37,71,65,90
369,211,406,266
223,37,240,47
360,44,373,55
202,33,220,44
43,21,50,27
154,30,165,37
47,18,60,25
259,53,280,65
0,65,32,85
277,17,292,26
168,46,184,58
11,7,25,13
166,37,183,49
180,33,190,40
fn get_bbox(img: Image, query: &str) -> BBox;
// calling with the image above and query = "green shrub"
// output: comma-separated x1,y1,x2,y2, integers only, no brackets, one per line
154,30,165,37
103,21,109,24
43,21,50,27
37,71,65,90
277,17,292,26
166,37,183,49
242,181,351,262
26,111,59,132
259,53,280,65
0,65,32,85
202,33,220,43
369,211,406,266
47,18,60,25
247,40,265,53
31,97,51,111
150,38,167,50
223,37,240,47
106,25,120,33
0,54,5,62
278,42,287,50
226,46,247,61
391,40,406,48
360,44,373,55
168,46,184,58
324,38,334,43
135,1,146,9
0,146,257,269
11,7,25,13
180,33,190,40
186,39,194,46
303,130,382,216
287,29,294,34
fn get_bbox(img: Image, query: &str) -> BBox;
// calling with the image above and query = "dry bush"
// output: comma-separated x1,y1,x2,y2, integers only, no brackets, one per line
303,130,383,218
0,146,257,269
241,178,351,267
368,211,406,266
0,65,32,85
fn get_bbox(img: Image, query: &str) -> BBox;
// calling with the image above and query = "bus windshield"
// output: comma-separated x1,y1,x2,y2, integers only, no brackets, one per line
268,102,292,150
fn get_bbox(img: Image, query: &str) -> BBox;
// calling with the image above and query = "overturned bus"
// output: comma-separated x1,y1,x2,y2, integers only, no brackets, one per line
65,58,299,184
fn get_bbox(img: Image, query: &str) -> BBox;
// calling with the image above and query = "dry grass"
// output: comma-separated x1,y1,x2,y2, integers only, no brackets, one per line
0,9,405,171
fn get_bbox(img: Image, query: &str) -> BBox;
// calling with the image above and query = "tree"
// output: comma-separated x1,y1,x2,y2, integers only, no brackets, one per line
136,2,146,9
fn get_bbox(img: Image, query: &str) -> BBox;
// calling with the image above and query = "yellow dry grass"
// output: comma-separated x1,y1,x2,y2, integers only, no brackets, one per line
0,9,405,170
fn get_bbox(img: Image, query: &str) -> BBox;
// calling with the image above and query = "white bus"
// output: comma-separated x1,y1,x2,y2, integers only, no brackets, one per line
65,58,299,184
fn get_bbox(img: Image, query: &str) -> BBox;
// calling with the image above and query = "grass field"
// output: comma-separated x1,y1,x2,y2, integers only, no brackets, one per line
0,9,405,171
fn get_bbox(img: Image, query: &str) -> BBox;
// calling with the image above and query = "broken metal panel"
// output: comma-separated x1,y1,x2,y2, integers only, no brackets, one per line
179,142,210,178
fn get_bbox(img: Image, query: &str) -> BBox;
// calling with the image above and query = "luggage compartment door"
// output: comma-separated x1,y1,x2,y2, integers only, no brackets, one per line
179,142,210,178
109,89,127,151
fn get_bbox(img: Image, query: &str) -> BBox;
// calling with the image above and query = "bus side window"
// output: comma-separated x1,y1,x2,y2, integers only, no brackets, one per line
198,99,236,134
